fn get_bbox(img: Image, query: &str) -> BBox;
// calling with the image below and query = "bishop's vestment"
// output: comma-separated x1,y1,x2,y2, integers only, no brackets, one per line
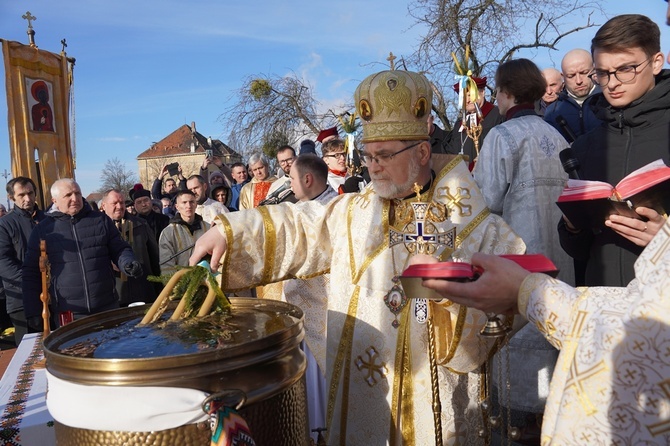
216,157,525,445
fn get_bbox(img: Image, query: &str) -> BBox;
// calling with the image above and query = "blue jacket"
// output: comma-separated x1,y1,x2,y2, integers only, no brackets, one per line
22,202,136,319
0,206,45,314
544,87,604,143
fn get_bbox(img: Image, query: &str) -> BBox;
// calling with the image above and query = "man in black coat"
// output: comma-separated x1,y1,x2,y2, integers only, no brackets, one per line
131,186,170,244
22,179,142,330
0,177,45,343
101,189,160,306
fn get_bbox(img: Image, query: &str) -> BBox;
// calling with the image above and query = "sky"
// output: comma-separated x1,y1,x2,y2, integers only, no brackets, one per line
1,0,669,198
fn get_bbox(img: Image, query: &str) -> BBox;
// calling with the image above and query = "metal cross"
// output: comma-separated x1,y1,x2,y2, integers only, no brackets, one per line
355,346,388,387
387,52,396,70
390,201,455,256
61,39,68,52
22,11,36,29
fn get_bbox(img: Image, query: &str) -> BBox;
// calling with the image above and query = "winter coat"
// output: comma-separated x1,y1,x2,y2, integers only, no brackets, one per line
558,69,670,287
0,206,45,313
544,86,604,143
22,202,136,319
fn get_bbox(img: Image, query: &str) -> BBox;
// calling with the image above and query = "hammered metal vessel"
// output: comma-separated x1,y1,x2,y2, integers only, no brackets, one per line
43,298,309,446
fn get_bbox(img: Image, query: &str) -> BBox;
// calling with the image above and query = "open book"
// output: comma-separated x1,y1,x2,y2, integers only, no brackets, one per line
401,254,558,281
556,159,670,229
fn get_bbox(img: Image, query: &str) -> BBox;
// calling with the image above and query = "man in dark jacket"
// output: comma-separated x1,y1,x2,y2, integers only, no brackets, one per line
558,14,670,287
544,49,604,143
0,177,45,343
22,179,143,329
131,186,170,244
101,189,160,306
151,163,186,201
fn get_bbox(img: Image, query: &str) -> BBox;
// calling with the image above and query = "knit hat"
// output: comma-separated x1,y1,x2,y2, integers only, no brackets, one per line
299,139,317,155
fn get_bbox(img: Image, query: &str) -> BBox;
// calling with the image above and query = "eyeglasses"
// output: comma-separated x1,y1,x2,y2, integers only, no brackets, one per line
323,152,346,160
278,157,295,166
360,141,421,167
589,58,652,87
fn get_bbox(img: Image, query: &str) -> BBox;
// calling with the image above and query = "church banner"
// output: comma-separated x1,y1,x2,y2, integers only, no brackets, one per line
2,39,75,208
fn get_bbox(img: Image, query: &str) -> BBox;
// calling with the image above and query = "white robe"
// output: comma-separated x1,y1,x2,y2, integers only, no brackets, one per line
216,157,525,444
518,219,670,445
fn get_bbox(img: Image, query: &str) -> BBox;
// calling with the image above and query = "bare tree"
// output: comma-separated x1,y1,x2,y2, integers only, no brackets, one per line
99,157,138,194
407,0,603,130
219,72,325,160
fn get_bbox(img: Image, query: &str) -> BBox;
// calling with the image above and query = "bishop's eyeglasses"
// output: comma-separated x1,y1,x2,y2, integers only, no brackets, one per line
589,58,652,87
360,141,421,167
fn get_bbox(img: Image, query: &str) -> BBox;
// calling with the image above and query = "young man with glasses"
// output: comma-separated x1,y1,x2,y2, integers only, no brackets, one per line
558,14,669,288
190,64,526,443
321,138,348,193
265,145,298,204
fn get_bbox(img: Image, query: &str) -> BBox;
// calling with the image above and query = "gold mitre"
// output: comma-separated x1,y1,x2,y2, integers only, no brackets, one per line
354,53,432,143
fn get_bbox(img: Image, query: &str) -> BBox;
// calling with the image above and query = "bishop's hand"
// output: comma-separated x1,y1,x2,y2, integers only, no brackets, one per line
189,225,228,272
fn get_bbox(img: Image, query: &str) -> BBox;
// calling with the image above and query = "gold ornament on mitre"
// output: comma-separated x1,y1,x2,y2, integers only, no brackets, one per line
354,52,432,143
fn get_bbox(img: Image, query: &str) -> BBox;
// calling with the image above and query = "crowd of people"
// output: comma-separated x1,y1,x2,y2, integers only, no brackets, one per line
0,8,668,445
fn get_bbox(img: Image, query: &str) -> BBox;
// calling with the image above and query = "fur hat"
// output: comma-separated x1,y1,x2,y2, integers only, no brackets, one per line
354,58,432,143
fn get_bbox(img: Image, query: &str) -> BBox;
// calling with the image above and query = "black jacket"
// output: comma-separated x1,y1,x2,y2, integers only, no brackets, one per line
558,69,670,286
22,201,136,319
137,210,170,244
113,212,161,306
544,86,604,143
151,178,186,202
0,206,45,313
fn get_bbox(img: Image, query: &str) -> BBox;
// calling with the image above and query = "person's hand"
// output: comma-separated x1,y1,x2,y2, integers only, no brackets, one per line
189,226,228,271
605,207,667,247
177,164,184,179
160,166,169,179
421,253,530,315
201,158,211,169
123,261,143,278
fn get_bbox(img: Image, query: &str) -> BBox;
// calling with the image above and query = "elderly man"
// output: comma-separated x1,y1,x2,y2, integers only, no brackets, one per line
131,186,170,244
538,67,564,115
239,154,278,209
0,177,45,343
544,49,603,142
159,190,209,276
190,64,525,443
186,175,228,225
101,189,160,306
23,179,142,329
445,76,503,164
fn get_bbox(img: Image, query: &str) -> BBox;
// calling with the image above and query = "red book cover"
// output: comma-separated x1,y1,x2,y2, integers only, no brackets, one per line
556,159,670,229
401,254,559,281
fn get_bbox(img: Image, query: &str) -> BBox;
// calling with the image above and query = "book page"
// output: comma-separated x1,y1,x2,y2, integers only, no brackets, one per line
616,159,670,198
